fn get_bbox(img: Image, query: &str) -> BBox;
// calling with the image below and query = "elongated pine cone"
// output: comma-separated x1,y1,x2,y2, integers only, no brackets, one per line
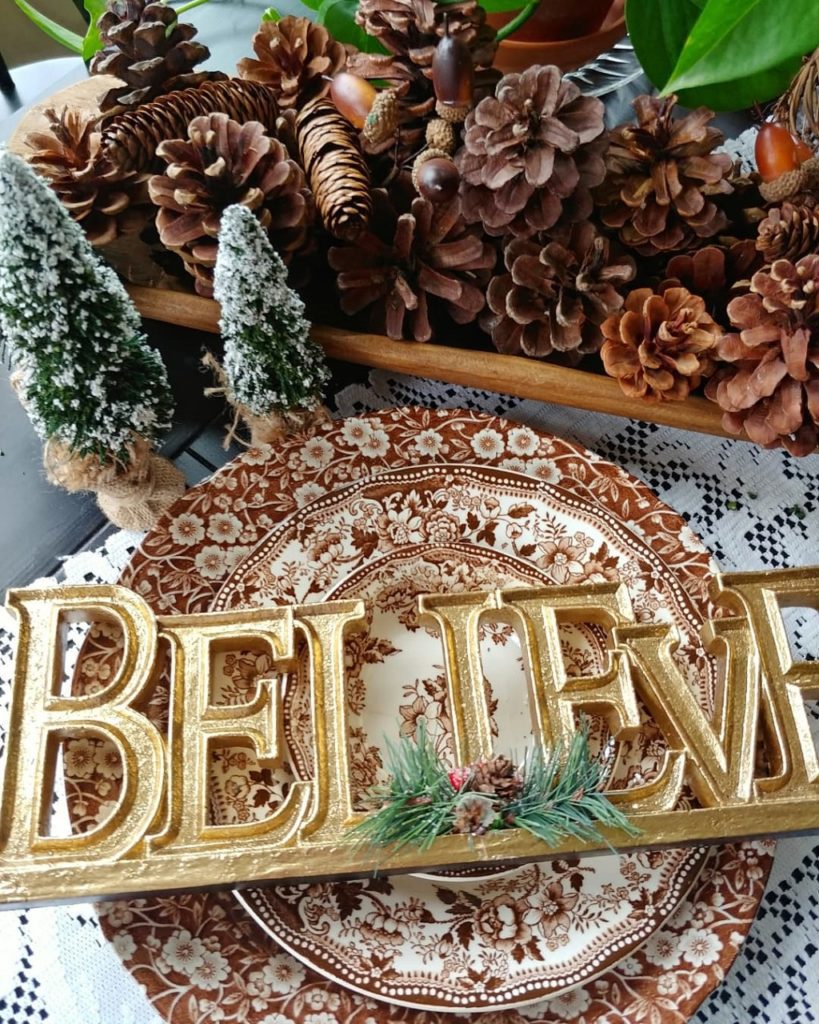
705,257,819,455
756,202,819,264
601,287,722,402
149,113,312,296
102,79,279,173
456,64,607,238
296,99,372,239
237,16,345,110
483,222,635,359
24,107,149,245
90,0,211,111
596,95,733,256
328,190,495,341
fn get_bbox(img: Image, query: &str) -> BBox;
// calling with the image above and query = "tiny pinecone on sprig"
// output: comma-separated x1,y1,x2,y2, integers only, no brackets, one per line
208,204,330,447
596,94,733,257
352,720,639,852
0,151,183,530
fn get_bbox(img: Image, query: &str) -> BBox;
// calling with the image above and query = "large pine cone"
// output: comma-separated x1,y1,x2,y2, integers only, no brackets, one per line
660,241,762,325
90,0,211,111
355,0,497,70
705,257,819,455
601,287,721,402
483,222,635,359
25,106,149,245
148,113,313,296
237,16,345,110
455,65,607,239
328,190,495,341
756,201,819,264
102,79,280,173
596,95,733,257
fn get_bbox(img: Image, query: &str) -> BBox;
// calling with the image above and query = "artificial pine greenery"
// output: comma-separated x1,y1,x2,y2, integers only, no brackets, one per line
0,150,173,463
353,720,640,854
213,204,329,417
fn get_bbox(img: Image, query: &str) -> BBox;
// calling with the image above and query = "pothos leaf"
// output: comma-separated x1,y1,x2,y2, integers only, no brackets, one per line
624,0,702,93
671,55,804,110
316,0,390,54
664,0,819,95
262,5,282,20
12,0,84,54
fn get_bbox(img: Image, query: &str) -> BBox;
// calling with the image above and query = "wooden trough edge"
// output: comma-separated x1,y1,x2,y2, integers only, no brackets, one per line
127,284,737,442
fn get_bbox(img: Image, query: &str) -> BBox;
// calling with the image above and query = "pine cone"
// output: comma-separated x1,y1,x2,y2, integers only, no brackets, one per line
455,65,607,239
661,241,762,324
355,0,497,70
756,202,819,264
328,190,495,341
90,0,211,111
102,79,279,173
237,16,345,110
597,95,733,257
601,286,722,402
705,257,819,455
483,222,635,360
296,99,372,240
469,755,522,801
452,792,496,834
24,107,149,245
149,113,313,296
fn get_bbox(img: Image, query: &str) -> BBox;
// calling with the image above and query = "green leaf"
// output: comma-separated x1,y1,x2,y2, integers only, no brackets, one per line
468,0,529,11
625,0,702,92
12,0,84,54
316,0,389,53
664,0,819,94
672,54,804,110
262,5,281,20
298,0,324,10
81,0,107,60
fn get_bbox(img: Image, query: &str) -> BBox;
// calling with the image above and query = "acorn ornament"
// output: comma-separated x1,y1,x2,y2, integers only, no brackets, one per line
416,155,461,203
432,16,474,121
330,72,377,129
755,121,819,202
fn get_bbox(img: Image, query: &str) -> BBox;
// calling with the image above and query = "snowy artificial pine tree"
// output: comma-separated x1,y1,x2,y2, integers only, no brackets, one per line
0,149,184,529
211,203,330,445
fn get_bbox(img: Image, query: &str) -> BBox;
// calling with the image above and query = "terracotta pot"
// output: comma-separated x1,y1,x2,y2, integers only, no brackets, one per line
488,0,626,75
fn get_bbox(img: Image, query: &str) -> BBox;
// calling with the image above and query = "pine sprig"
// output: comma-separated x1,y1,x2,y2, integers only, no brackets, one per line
352,720,640,855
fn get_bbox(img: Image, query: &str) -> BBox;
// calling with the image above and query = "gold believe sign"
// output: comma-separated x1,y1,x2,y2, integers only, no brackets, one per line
1,567,818,908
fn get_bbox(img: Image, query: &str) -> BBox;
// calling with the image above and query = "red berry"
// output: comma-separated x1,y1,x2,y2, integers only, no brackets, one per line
448,767,470,791
755,122,813,182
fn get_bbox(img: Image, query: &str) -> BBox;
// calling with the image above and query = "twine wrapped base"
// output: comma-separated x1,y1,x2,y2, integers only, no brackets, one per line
202,351,331,447
44,437,186,531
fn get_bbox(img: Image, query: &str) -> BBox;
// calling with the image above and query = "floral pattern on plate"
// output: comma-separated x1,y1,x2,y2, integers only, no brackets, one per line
210,463,708,1009
64,408,773,1024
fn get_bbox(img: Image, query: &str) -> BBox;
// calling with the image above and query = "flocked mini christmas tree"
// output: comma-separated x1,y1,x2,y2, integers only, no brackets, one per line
208,203,330,445
0,149,184,530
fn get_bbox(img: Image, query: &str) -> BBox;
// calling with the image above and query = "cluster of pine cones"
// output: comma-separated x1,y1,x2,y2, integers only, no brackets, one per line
22,0,819,455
